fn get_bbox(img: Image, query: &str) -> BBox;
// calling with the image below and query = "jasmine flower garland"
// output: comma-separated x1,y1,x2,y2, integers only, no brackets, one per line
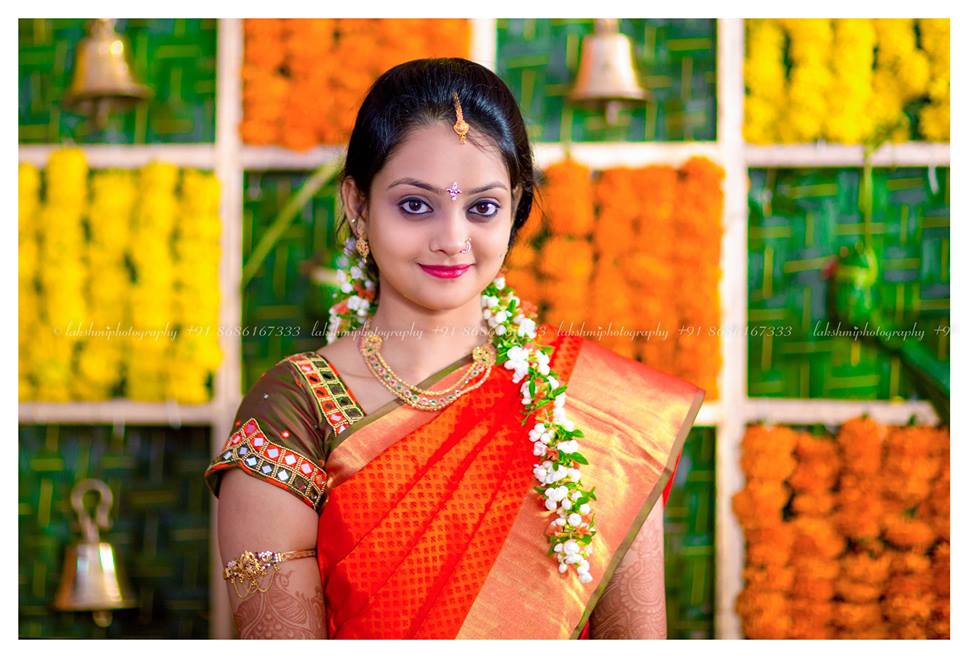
327,238,598,584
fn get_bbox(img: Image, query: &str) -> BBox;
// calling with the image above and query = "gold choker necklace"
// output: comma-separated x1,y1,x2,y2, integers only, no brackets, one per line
359,331,496,411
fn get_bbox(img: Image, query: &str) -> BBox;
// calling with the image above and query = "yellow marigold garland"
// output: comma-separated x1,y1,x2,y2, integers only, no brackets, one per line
33,148,88,401
20,150,222,403
169,170,223,403
19,163,41,400
826,19,876,144
743,19,787,145
780,19,833,143
744,19,949,144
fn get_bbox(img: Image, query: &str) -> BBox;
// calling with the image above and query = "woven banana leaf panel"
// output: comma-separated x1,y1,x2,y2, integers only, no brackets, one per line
664,426,716,638
747,166,949,399
496,18,716,142
19,18,217,143
242,172,344,390
19,423,211,638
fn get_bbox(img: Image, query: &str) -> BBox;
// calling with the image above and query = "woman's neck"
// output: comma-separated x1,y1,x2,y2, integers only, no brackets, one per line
358,299,490,384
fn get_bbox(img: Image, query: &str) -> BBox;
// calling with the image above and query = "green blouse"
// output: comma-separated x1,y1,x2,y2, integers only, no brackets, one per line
203,348,476,513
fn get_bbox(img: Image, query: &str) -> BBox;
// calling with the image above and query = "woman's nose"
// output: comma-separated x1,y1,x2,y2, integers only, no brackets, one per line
430,209,471,256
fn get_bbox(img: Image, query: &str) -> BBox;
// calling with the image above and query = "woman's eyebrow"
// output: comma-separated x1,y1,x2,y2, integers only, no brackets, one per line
387,178,508,194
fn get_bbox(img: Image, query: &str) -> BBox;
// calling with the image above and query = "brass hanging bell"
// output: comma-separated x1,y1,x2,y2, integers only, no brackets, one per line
53,479,138,627
568,18,648,125
63,19,153,130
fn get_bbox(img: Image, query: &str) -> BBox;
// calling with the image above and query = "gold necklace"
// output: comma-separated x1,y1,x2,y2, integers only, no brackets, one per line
359,331,497,411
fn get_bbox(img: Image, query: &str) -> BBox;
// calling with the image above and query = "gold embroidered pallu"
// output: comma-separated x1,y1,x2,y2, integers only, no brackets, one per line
205,322,705,639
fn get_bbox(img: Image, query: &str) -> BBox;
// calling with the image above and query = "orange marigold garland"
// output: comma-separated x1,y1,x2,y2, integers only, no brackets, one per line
734,417,949,639
505,157,723,392
241,19,471,149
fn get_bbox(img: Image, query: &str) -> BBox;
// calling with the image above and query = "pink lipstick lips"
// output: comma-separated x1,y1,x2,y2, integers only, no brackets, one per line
418,263,472,279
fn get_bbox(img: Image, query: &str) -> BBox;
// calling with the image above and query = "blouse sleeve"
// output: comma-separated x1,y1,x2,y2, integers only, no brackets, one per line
204,358,332,513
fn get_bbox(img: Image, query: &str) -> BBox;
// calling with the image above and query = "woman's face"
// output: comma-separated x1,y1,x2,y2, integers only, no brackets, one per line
346,121,517,313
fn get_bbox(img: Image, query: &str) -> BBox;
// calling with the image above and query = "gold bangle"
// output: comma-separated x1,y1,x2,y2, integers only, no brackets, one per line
223,549,317,601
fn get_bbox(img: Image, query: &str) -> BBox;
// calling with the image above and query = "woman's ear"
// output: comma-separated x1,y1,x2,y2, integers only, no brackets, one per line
340,177,367,232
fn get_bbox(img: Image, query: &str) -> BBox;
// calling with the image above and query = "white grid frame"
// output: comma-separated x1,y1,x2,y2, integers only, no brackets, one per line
17,18,945,639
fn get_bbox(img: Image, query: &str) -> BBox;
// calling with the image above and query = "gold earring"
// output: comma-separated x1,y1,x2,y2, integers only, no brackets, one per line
354,218,369,262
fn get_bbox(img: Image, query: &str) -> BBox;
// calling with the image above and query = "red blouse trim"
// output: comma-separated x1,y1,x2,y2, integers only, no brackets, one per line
204,417,329,512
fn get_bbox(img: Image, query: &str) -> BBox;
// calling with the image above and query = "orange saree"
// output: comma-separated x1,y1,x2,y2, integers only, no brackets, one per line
312,323,704,639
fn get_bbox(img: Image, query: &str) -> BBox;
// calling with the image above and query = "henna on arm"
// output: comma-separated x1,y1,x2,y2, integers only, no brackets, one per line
218,470,329,638
234,566,327,639
588,496,667,639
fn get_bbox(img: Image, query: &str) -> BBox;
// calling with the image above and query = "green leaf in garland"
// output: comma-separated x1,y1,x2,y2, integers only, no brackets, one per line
569,451,589,465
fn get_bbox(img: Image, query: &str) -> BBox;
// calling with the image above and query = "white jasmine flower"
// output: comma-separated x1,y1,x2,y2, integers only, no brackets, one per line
578,572,593,584
482,308,492,320
576,561,590,575
517,317,537,339
553,543,563,553
532,441,547,457
580,504,591,515
561,498,572,510
557,439,578,454
504,346,530,372
552,406,568,426
495,324,508,336
563,540,580,555
545,498,558,511
494,310,507,325
568,469,582,483
350,266,363,279
554,392,567,409
567,513,582,527
494,276,505,290
558,563,568,574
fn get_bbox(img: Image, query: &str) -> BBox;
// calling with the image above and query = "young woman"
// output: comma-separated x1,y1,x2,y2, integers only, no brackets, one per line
205,57,704,639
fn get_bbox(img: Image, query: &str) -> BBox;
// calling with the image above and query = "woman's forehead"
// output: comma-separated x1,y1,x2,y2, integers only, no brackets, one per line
380,122,509,183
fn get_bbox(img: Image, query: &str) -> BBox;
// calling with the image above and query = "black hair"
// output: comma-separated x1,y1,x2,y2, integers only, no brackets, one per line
338,57,538,277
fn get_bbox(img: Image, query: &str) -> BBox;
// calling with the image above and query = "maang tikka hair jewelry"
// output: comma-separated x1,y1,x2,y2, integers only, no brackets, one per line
451,91,470,143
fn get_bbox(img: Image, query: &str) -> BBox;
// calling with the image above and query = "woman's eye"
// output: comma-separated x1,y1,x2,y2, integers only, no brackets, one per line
472,201,500,217
399,199,431,215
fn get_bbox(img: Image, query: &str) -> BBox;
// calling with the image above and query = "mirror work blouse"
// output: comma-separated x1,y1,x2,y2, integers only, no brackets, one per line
203,350,366,512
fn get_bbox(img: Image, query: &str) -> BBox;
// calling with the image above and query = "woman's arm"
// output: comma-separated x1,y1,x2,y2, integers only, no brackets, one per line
588,496,667,639
217,470,328,638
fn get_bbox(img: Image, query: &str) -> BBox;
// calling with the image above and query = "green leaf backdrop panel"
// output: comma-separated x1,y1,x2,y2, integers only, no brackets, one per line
242,171,343,391
496,19,717,142
664,426,715,639
19,18,217,144
747,166,949,399
19,423,210,638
